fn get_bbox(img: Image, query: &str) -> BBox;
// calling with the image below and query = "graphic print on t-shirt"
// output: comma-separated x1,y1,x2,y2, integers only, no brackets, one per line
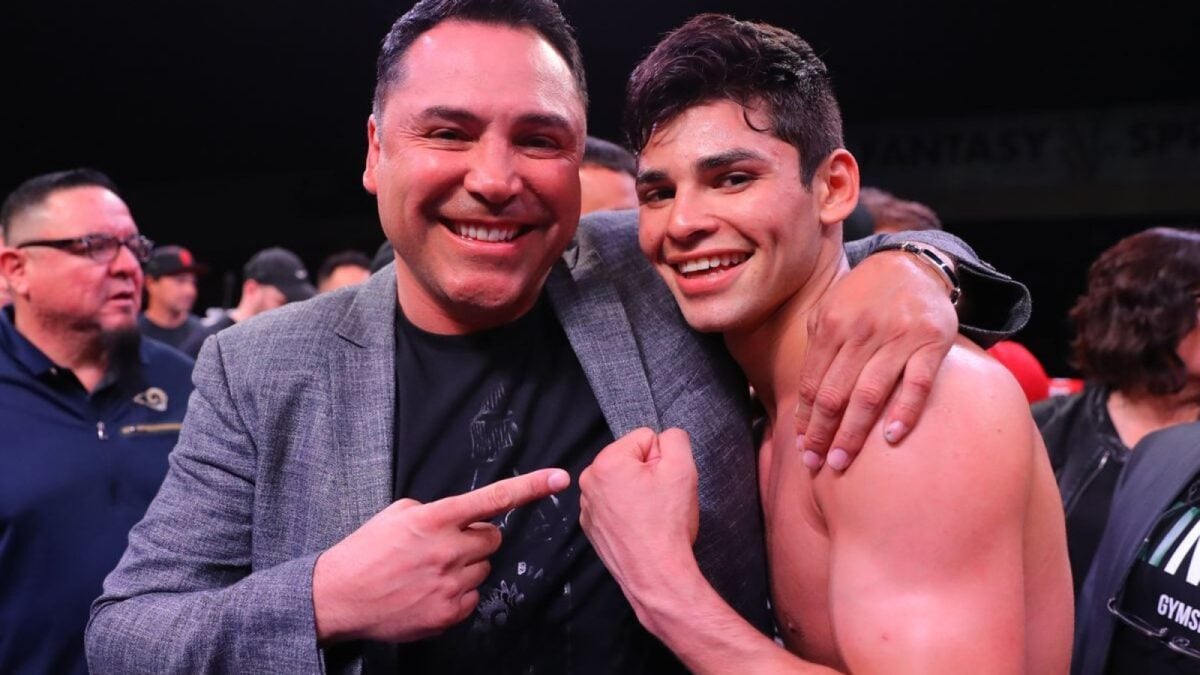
467,382,572,637
1112,482,1200,672
469,384,518,489
389,297,681,674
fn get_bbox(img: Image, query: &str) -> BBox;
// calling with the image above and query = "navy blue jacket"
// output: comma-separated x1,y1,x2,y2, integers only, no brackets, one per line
0,308,194,674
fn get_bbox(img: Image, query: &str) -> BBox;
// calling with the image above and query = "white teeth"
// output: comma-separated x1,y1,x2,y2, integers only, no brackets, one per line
676,253,749,275
453,224,519,242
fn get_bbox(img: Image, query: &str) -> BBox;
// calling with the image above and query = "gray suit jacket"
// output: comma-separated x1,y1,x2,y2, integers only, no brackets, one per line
87,210,1027,673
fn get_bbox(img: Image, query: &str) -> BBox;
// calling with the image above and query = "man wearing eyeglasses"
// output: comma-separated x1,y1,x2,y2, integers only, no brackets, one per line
0,168,195,675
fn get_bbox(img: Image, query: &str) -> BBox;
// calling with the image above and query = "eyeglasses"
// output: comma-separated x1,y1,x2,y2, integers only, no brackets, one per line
16,233,154,264
1106,490,1200,661
1107,596,1200,660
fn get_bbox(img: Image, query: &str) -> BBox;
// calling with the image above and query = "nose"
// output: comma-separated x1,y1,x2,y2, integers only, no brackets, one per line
665,189,719,243
464,138,522,206
109,239,142,279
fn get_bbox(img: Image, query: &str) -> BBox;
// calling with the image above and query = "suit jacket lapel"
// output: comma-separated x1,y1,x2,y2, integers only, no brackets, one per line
1107,441,1200,583
545,252,660,437
328,269,398,530
1081,428,1200,674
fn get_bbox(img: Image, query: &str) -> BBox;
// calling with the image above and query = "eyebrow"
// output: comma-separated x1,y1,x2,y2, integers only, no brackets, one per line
417,106,481,125
417,106,574,132
637,148,766,186
635,169,668,186
697,149,765,171
514,112,575,133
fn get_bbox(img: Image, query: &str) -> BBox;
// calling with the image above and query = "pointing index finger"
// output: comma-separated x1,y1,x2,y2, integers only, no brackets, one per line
433,468,571,528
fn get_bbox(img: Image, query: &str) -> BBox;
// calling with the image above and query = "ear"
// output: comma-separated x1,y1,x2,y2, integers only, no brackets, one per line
363,114,381,195
0,247,29,297
814,149,860,227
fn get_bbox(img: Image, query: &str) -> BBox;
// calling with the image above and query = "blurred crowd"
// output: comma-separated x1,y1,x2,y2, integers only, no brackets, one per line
1,2,1197,673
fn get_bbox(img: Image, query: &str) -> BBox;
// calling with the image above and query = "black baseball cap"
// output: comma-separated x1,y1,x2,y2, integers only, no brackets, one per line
244,247,316,303
143,245,208,278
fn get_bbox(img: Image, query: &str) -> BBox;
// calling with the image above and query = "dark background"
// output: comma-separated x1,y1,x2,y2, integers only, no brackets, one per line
2,0,1197,374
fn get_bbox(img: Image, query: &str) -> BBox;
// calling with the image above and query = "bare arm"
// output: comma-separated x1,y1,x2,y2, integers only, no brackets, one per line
580,429,837,675
795,249,957,470
821,345,1036,673
625,555,838,675
799,230,1031,470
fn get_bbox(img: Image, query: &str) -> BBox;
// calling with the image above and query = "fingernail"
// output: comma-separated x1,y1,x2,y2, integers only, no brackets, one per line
884,420,908,444
828,448,850,471
548,470,571,491
802,451,823,470
795,434,806,451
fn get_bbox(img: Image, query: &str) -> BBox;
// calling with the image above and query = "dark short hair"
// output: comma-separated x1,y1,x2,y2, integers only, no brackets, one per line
0,168,121,241
858,186,942,232
372,0,587,118
1070,227,1200,396
624,13,843,186
317,249,372,285
583,136,636,177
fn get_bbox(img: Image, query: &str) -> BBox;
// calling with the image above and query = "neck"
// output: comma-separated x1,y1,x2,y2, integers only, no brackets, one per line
13,304,110,391
725,252,849,418
144,302,187,328
229,302,253,324
1108,387,1200,448
392,266,540,335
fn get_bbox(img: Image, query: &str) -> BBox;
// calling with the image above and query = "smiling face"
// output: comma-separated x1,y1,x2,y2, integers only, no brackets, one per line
145,272,197,316
5,186,143,336
363,19,586,334
636,99,856,335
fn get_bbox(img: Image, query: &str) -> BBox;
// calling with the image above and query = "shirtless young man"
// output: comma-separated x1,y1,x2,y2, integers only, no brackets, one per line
579,15,1073,673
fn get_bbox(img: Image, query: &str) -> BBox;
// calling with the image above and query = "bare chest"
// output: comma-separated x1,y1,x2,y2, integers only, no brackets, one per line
758,427,846,669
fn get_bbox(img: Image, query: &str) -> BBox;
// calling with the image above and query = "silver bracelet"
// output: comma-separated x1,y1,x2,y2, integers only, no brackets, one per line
898,242,962,305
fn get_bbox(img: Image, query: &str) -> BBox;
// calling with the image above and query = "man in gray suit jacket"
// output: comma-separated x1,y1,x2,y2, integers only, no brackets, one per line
87,1,1029,672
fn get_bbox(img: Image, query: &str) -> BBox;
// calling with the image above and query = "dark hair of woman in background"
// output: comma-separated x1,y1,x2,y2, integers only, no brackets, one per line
1036,227,1200,599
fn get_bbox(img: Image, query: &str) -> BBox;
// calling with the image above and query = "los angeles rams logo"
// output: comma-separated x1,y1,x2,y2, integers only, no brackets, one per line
133,387,169,412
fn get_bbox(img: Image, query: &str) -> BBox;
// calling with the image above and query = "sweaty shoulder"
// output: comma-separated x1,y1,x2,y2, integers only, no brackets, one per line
919,337,1036,449
818,338,1036,519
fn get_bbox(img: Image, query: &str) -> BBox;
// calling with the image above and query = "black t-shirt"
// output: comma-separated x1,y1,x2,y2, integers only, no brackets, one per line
385,294,682,674
1107,477,1200,673
1068,453,1125,595
137,314,204,354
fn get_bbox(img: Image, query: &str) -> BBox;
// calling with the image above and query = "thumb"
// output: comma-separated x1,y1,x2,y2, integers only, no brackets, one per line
658,428,700,544
616,427,658,462
390,497,422,512
645,434,662,462
657,428,696,471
